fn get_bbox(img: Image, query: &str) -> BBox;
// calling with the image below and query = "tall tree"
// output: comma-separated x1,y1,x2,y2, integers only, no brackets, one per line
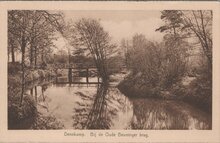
8,11,33,105
156,10,183,36
181,10,212,67
8,10,64,105
8,32,18,63
120,38,130,67
157,10,212,68
27,11,63,68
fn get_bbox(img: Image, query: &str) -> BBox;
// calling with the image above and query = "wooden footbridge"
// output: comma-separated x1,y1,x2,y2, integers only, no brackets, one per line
53,63,126,85
54,64,101,84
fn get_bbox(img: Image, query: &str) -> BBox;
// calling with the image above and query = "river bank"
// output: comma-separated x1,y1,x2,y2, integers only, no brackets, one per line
7,69,212,129
8,68,64,129
118,72,212,114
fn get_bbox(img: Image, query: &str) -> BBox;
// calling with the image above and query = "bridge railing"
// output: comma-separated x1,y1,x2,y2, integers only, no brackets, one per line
56,67,101,84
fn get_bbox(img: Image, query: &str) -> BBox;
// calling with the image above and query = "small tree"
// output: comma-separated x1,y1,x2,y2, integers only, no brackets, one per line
160,34,188,87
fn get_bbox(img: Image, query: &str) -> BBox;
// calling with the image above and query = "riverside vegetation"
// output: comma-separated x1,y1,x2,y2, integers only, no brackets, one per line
8,63,64,129
118,11,212,114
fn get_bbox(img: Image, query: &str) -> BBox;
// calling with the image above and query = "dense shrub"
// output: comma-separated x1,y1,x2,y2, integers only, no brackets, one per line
125,34,188,89
118,73,161,98
31,114,64,129
8,68,57,129
8,62,21,74
184,75,212,113
168,66,212,114
118,34,212,114
8,95,37,129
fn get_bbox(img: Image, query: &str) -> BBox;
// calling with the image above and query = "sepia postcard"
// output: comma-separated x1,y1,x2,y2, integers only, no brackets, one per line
0,1,220,143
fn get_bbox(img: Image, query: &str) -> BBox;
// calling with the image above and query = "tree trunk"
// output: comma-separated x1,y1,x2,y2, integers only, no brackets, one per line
35,86,37,103
8,48,10,62
30,88,33,96
41,53,44,64
96,62,109,84
20,36,26,106
11,46,15,63
34,46,37,69
30,45,33,67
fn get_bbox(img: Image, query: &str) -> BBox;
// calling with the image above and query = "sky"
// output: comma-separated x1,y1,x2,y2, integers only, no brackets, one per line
54,10,165,52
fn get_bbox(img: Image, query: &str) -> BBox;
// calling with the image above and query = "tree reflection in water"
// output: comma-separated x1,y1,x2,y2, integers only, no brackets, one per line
26,81,211,130
129,99,211,130
28,82,51,111
72,84,123,129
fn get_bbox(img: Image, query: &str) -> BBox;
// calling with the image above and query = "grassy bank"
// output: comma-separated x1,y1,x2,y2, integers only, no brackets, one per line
118,73,212,114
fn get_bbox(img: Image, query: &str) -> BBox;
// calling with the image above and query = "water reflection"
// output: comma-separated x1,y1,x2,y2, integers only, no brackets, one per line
129,99,211,130
27,81,211,130
72,84,128,129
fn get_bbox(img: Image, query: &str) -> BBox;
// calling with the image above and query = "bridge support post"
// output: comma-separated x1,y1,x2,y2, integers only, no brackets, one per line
34,86,37,103
86,68,89,83
55,69,58,83
68,68,72,83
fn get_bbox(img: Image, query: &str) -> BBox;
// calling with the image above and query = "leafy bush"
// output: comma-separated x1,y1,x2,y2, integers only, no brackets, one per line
169,70,212,114
125,34,188,89
185,74,212,113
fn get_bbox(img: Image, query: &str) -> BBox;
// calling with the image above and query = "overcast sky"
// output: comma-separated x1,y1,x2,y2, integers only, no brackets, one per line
54,10,165,51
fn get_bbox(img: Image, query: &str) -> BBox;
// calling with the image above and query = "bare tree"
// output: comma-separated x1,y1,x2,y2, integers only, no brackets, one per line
181,10,212,67
27,11,64,68
157,10,212,68
66,18,116,83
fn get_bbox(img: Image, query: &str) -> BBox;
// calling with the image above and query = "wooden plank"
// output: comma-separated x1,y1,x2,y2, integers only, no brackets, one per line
56,82,102,84
55,67,98,70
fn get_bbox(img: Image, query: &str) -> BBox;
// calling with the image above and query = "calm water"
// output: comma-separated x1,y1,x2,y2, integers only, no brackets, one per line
26,79,211,130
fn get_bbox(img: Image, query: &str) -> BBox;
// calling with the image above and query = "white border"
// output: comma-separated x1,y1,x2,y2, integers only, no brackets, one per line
0,1,219,143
